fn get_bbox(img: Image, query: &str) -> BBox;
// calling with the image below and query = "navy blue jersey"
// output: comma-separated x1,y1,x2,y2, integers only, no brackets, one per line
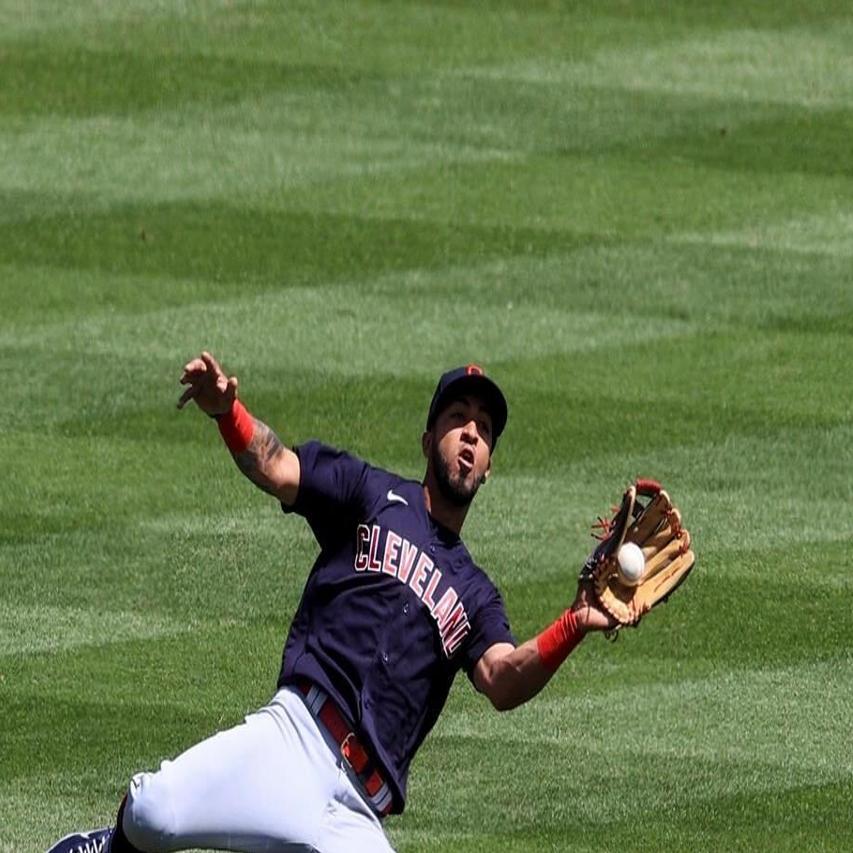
278,441,515,813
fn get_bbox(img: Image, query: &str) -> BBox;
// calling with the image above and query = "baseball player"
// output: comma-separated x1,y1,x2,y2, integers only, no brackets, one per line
47,352,617,853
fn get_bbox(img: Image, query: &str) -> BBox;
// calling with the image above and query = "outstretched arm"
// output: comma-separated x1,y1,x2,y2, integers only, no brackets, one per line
178,351,300,505
473,581,616,711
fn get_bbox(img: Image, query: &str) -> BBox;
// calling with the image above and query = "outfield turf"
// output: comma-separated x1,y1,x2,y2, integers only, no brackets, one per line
2,1,852,850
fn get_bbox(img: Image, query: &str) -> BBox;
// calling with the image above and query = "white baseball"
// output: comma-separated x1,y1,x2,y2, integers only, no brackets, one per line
617,542,645,586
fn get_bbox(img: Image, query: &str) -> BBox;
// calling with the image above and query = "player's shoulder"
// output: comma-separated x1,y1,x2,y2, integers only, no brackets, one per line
301,445,420,514
292,439,411,506
361,464,422,509
296,440,396,481
294,438,364,468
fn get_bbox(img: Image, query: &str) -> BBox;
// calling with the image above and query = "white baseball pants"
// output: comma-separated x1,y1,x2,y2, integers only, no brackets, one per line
121,686,395,853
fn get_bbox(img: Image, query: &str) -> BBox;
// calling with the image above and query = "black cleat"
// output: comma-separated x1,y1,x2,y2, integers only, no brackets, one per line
45,827,112,853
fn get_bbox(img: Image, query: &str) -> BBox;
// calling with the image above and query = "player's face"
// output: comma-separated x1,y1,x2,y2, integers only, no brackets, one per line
428,395,493,507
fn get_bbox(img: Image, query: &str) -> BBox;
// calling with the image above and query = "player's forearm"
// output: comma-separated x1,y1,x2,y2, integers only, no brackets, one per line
217,400,299,503
232,420,292,498
480,608,589,711
482,638,558,711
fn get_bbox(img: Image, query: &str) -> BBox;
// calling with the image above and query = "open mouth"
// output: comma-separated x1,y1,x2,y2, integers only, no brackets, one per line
458,447,475,474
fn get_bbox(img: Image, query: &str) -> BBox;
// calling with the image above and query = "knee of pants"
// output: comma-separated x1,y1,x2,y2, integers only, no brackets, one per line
122,768,179,852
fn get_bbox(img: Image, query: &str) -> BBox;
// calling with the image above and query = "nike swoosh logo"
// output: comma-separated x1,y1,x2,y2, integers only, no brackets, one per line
387,489,408,506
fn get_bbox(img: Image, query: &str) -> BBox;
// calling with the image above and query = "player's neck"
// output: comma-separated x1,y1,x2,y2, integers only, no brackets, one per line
421,480,469,535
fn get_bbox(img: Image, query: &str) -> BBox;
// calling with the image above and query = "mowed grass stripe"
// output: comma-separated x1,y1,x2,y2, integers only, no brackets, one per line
2,245,851,390
2,693,221,784
405,742,846,825
0,115,513,212
0,200,603,286
0,603,196,655
2,5,849,233
4,234,852,331
3,0,847,72
279,154,853,234
392,779,853,852
463,25,853,109
0,43,390,118
3,24,851,211
3,122,851,225
671,209,853,257
0,0,196,42
437,658,853,776
1,513,316,623
399,711,853,824
0,287,694,371
4,622,287,715
3,93,849,223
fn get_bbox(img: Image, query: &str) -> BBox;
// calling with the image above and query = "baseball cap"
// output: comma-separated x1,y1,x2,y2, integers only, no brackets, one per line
426,364,508,448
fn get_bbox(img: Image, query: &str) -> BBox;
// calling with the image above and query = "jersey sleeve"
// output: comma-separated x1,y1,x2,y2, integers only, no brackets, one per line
462,585,516,681
281,440,371,546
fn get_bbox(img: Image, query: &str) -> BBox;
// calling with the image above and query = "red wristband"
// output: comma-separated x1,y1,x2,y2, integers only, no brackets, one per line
536,609,584,673
216,399,255,453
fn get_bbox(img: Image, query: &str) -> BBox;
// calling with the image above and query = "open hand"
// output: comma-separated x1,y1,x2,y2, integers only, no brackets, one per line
177,351,238,416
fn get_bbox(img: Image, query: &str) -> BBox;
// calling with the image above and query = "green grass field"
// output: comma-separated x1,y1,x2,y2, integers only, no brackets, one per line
2,1,852,850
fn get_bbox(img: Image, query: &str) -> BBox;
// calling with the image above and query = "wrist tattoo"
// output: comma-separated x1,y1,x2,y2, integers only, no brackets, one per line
233,421,285,493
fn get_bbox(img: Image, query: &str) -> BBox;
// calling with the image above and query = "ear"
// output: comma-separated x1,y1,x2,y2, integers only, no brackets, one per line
421,430,431,459
483,454,492,482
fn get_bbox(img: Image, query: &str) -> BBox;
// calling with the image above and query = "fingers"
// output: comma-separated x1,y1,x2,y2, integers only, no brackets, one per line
178,353,210,409
180,358,206,385
201,351,224,378
178,351,217,409
177,384,199,410
180,352,224,382
177,351,240,412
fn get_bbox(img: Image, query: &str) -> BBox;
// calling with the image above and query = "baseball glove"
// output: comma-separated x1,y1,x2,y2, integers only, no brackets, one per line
580,478,695,632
